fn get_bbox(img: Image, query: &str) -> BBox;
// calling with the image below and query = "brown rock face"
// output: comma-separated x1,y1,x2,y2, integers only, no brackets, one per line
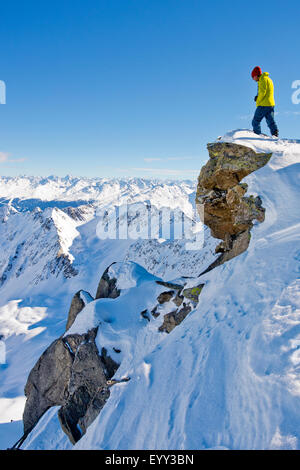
198,142,271,191
196,142,271,273
157,290,175,304
158,303,192,334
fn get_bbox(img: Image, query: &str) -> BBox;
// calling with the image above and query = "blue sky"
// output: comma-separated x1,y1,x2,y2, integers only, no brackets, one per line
0,0,299,179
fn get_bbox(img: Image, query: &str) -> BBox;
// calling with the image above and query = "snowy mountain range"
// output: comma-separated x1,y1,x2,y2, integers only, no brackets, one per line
1,129,300,450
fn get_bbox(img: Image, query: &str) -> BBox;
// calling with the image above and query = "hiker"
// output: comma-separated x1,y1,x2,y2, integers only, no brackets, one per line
251,66,279,137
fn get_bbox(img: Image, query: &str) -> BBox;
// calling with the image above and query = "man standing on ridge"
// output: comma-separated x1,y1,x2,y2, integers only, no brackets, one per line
251,66,279,137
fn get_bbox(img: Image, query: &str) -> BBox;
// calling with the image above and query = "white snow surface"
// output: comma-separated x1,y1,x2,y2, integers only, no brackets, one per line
74,130,300,450
0,172,208,449
1,129,300,450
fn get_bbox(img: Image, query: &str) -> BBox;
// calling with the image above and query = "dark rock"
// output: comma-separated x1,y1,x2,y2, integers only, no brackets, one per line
23,337,74,435
78,387,110,436
155,280,183,290
159,303,192,334
141,309,151,321
157,290,174,304
173,291,184,307
151,306,160,318
23,326,120,445
65,290,93,331
58,334,110,444
100,347,119,379
95,262,121,300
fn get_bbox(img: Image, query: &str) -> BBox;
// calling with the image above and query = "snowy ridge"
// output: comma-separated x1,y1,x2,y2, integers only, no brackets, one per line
0,176,196,210
0,206,91,302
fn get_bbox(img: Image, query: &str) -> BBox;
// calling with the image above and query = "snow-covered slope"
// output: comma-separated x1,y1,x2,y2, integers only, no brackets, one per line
2,129,300,450
71,130,300,450
0,175,208,449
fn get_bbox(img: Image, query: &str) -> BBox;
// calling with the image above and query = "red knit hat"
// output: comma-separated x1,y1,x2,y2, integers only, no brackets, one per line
251,66,262,78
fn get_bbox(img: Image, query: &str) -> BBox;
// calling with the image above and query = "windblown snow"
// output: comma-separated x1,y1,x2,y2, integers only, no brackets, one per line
1,129,300,450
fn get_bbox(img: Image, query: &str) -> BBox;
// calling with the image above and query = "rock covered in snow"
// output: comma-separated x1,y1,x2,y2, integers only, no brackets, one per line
22,324,119,446
20,260,204,446
65,290,94,331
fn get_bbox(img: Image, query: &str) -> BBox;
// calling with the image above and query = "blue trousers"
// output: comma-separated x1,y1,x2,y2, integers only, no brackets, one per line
252,106,278,135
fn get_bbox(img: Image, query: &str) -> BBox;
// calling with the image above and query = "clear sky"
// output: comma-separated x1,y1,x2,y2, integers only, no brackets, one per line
0,0,299,179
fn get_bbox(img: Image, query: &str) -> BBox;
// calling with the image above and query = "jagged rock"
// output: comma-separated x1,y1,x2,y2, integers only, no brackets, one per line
197,142,271,191
173,291,184,307
151,306,160,318
62,205,94,222
182,284,205,303
58,332,116,444
201,230,251,275
50,253,78,279
157,290,174,304
159,303,192,334
95,262,121,299
100,347,119,379
141,309,151,321
23,337,74,435
23,327,119,445
65,290,93,331
150,282,205,329
196,142,271,272
77,388,110,437
155,280,183,290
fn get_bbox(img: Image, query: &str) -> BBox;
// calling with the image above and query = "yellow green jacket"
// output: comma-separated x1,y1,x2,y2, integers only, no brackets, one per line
256,72,275,107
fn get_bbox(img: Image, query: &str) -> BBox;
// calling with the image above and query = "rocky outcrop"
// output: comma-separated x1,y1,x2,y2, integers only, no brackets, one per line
65,290,93,331
21,269,120,448
196,142,271,273
95,262,121,299
158,303,192,333
145,282,204,333
157,290,175,304
22,327,119,445
23,336,73,436
58,330,118,444
182,285,204,303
